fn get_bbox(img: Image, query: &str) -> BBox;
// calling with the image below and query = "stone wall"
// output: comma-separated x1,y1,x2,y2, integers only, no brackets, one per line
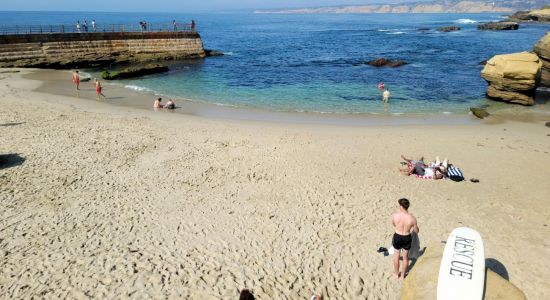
0,31,205,68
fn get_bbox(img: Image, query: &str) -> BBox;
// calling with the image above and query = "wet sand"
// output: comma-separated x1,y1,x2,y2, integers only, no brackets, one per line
1,69,550,299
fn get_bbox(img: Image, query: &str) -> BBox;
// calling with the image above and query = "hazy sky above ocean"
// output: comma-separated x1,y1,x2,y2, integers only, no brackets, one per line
1,0,430,12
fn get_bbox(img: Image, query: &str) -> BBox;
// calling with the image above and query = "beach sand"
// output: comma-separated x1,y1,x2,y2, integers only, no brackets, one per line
1,69,549,299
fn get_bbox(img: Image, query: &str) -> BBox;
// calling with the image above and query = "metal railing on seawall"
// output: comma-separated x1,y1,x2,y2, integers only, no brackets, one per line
0,23,196,35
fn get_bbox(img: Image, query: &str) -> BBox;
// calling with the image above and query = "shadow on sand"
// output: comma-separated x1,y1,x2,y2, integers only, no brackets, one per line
485,258,509,280
0,153,25,170
0,122,25,127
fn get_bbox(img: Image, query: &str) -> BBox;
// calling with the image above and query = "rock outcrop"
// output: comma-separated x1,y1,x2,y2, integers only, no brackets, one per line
437,26,461,32
527,8,550,22
100,64,169,80
477,22,519,30
533,32,550,87
507,7,550,22
481,52,542,105
401,244,527,300
366,58,408,68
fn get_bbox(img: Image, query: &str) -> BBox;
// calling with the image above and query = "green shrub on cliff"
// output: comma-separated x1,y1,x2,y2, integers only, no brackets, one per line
100,64,169,80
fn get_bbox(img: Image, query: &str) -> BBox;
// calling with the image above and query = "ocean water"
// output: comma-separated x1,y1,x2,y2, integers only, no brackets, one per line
1,11,549,114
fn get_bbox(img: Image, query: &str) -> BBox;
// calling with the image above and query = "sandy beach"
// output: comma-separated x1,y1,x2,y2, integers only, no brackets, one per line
1,69,550,299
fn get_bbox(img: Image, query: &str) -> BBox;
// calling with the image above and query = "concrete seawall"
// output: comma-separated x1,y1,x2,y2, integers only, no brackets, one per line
0,31,205,68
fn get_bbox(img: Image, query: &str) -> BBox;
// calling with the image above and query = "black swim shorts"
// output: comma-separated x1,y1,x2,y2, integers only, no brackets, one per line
392,233,412,250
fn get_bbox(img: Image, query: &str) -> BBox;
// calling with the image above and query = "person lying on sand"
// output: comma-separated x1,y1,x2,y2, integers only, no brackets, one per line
399,155,426,176
164,99,175,109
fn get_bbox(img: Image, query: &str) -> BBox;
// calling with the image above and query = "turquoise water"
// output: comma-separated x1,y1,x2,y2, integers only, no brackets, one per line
2,12,549,114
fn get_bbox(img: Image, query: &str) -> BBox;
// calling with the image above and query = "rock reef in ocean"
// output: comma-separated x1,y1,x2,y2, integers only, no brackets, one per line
481,52,541,105
477,22,519,30
100,64,169,80
366,58,408,68
437,26,461,32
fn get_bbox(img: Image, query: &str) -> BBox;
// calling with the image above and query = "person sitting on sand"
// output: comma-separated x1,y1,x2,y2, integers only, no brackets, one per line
153,97,163,109
392,198,419,280
164,99,175,109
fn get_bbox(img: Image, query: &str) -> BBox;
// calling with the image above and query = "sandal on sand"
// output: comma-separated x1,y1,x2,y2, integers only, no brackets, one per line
470,178,480,183
377,247,388,253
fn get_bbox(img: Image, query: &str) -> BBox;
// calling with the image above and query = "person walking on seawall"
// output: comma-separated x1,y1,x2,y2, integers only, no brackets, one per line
92,19,96,32
83,20,88,32
76,21,81,33
72,70,80,97
191,20,196,31
391,198,419,280
173,19,178,31
383,88,391,102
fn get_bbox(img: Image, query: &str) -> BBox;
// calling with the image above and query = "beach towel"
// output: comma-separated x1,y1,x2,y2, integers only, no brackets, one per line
447,166,464,182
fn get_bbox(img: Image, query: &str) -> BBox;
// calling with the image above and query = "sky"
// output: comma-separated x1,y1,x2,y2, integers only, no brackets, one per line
0,0,429,12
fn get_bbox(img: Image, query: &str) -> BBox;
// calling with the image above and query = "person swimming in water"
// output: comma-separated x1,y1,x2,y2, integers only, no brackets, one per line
378,82,385,91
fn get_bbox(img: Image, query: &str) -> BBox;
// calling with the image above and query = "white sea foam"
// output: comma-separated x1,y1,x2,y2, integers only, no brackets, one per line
455,19,477,24
124,85,153,92
387,31,405,35
377,29,396,32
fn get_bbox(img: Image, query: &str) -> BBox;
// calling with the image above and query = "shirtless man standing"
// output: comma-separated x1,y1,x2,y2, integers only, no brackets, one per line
72,70,80,97
391,198,419,279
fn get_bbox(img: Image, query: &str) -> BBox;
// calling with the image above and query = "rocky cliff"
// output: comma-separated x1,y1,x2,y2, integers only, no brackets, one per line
0,32,205,69
256,0,546,14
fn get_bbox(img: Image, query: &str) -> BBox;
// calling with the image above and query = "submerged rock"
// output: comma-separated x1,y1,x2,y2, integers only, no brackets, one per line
545,121,550,127
205,49,224,57
437,26,461,32
100,64,169,80
470,107,490,119
401,244,527,300
478,22,519,30
481,52,542,105
366,58,408,68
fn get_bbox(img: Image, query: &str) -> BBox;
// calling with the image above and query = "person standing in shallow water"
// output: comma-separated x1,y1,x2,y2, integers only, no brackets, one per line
391,198,419,280
383,88,390,102
72,70,80,97
94,79,105,100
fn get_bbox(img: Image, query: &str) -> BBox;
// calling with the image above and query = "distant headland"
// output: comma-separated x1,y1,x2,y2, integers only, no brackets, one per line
255,0,547,14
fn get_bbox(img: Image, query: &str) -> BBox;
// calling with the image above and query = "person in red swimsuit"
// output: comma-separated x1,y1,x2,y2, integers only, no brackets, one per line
94,79,105,100
72,70,80,96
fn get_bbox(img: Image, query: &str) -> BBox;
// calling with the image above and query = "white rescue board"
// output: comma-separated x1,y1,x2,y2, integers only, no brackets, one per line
437,227,485,300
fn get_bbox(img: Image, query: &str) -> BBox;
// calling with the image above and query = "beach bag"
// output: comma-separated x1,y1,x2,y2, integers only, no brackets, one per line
447,166,464,182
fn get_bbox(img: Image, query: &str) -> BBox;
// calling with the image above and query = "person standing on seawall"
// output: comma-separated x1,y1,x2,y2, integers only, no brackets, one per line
76,21,81,33
173,19,178,31
92,19,96,32
191,20,196,31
